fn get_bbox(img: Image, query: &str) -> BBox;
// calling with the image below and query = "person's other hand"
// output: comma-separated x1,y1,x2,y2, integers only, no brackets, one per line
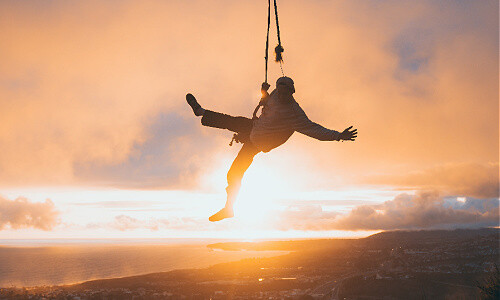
339,126,357,141
261,82,270,92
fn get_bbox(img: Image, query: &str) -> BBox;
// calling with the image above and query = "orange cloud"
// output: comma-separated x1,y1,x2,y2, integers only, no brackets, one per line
273,205,340,231
274,191,499,231
333,191,499,230
0,1,497,190
83,214,230,232
364,163,499,198
0,196,59,230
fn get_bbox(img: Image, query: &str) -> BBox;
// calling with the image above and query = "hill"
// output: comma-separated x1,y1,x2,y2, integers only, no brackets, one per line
2,228,498,299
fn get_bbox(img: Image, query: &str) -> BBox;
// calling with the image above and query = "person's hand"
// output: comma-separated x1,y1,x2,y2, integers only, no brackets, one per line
261,82,270,93
339,126,357,141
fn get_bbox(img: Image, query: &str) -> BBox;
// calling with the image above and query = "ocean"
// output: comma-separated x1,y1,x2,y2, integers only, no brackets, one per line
0,239,287,287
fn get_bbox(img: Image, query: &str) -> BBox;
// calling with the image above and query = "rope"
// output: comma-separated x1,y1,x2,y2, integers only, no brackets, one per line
264,0,284,84
234,0,285,146
273,0,284,62
264,0,271,84
255,0,285,120
253,0,273,120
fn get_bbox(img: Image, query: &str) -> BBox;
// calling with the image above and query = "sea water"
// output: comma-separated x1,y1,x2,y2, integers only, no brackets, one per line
0,239,287,287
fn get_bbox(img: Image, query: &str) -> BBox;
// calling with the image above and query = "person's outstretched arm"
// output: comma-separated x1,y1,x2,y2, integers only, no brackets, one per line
292,103,357,141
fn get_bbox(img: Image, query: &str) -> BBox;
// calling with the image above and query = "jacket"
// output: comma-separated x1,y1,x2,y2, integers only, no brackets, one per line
249,90,341,152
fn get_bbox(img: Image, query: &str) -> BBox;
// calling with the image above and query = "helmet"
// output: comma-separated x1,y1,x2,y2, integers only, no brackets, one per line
276,76,295,93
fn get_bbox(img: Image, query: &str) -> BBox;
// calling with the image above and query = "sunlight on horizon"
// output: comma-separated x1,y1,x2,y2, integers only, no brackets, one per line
0,186,390,240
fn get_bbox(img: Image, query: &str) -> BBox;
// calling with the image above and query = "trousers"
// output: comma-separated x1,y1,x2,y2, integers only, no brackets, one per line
201,110,261,208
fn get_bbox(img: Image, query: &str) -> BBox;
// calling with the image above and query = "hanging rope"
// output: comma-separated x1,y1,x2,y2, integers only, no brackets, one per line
264,0,284,84
253,0,285,120
234,0,286,145
264,0,271,84
273,0,284,63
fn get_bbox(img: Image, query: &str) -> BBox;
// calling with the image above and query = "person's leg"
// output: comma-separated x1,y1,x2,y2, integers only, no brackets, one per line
201,110,253,133
209,142,260,222
186,93,205,116
186,93,252,133
225,142,260,209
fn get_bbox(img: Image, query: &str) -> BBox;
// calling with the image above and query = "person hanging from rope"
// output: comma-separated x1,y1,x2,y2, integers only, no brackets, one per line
186,77,358,222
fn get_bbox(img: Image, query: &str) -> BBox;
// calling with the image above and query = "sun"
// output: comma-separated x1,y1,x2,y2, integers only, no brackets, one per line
201,152,301,234
232,159,296,228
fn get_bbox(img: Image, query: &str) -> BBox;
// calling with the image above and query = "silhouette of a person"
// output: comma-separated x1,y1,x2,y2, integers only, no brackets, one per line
186,77,357,221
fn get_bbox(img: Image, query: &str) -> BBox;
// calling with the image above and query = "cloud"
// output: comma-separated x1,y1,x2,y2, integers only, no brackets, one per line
73,112,219,189
0,0,237,188
85,214,228,232
71,200,158,208
0,0,497,189
0,196,59,230
275,191,499,231
364,163,499,198
277,0,498,187
273,205,340,231
109,215,163,231
333,191,499,230
77,191,499,233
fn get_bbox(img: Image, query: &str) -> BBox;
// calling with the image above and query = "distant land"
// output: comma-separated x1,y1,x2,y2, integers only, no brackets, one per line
1,228,498,299
207,228,499,251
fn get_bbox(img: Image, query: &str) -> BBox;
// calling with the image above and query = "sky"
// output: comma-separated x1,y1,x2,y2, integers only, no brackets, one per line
0,0,498,240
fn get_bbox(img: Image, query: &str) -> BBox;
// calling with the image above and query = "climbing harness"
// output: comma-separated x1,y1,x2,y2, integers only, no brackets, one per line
229,133,244,146
230,0,286,146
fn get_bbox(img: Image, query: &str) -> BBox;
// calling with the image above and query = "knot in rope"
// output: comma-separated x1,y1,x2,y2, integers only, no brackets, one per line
265,0,285,83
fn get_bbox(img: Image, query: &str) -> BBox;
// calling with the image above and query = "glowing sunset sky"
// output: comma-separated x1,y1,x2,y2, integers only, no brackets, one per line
0,0,498,239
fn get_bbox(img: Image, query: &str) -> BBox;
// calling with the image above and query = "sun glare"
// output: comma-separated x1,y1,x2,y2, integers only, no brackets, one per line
235,161,293,229
203,155,298,231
